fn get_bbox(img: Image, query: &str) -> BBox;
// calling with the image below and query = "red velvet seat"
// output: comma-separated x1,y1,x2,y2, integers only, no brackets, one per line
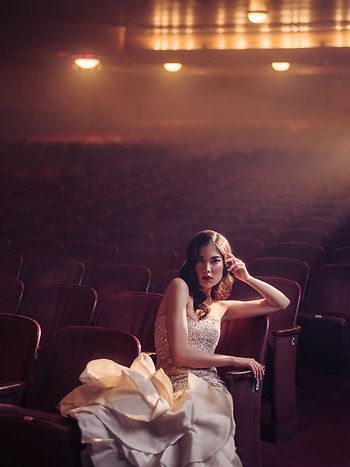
20,284,97,346
228,225,276,249
159,234,192,267
96,292,163,352
0,326,140,467
248,257,309,298
0,313,40,404
21,257,85,304
289,217,339,235
216,315,269,467
327,247,350,264
15,239,64,274
0,236,11,251
0,277,24,314
277,228,330,248
87,263,151,319
151,269,179,294
228,237,265,263
198,213,243,233
105,231,154,260
245,216,289,235
55,228,103,251
330,232,350,249
0,251,23,279
67,242,119,283
298,264,350,373
121,246,177,285
267,241,326,270
230,276,301,441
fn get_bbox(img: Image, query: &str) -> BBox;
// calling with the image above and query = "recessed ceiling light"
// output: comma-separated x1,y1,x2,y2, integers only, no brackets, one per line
163,62,183,72
271,61,291,71
248,10,268,24
73,56,100,70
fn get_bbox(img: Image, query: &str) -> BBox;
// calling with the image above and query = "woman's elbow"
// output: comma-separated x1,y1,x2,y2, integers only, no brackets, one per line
269,296,290,313
280,296,290,310
171,350,187,367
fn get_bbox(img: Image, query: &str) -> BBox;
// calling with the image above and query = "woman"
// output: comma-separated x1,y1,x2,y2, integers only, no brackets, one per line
60,230,289,467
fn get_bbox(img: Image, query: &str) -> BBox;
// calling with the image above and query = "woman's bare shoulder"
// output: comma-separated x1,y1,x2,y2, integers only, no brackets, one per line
165,277,190,295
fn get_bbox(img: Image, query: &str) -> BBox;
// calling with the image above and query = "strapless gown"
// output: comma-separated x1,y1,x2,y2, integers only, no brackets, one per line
59,315,242,467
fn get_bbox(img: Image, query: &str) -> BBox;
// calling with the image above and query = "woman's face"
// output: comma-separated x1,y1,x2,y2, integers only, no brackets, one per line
194,242,225,291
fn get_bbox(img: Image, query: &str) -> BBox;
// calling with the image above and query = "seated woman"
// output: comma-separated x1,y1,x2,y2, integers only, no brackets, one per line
60,230,289,467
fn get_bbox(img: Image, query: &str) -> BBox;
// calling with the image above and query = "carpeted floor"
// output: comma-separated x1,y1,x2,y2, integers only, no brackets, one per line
261,369,350,467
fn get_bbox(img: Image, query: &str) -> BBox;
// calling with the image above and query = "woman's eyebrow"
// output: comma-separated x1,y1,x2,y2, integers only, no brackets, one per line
197,255,222,260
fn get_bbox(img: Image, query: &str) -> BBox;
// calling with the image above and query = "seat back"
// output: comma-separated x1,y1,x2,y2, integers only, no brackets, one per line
267,241,326,270
87,263,151,319
327,247,350,264
278,228,329,247
0,313,40,384
67,242,119,281
152,269,179,294
121,247,177,284
96,292,163,352
22,326,141,412
15,240,63,273
0,251,23,279
21,257,85,288
20,284,97,345
248,257,309,295
216,315,269,380
303,264,350,317
228,226,275,248
0,277,24,313
228,237,265,263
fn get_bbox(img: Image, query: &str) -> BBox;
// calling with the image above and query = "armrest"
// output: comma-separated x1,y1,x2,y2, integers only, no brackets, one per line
0,382,27,404
273,325,301,338
298,312,347,325
226,369,262,392
0,404,77,431
0,382,26,396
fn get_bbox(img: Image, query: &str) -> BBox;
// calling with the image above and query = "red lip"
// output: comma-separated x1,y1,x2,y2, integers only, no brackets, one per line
202,275,213,280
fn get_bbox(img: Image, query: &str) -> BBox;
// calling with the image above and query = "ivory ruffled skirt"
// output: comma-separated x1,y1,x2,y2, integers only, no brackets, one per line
59,353,242,467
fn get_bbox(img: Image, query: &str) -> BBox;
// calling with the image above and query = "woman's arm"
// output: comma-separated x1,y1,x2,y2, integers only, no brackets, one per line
164,278,264,381
221,255,290,320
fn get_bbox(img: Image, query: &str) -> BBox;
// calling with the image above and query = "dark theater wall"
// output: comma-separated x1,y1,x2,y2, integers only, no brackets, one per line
1,60,350,157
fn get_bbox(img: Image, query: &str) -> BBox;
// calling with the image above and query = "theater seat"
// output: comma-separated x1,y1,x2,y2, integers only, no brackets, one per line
0,313,40,405
216,315,269,467
0,326,141,467
298,264,350,373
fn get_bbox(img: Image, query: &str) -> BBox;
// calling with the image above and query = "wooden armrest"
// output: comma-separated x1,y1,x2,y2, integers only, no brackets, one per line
273,325,301,337
0,382,26,396
226,370,262,392
298,312,347,325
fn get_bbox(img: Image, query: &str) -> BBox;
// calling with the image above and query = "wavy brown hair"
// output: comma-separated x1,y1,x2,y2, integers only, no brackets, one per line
179,230,234,319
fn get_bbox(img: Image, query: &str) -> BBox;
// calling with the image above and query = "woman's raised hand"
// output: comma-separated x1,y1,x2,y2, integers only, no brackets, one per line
225,253,251,282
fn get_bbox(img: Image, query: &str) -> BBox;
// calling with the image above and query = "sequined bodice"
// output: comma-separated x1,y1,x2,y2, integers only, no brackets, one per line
154,314,227,393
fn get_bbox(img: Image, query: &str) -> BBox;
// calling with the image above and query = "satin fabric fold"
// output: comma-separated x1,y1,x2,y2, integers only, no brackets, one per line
60,353,242,467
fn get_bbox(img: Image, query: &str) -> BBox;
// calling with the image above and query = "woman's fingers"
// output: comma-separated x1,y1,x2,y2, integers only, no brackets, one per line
249,359,265,382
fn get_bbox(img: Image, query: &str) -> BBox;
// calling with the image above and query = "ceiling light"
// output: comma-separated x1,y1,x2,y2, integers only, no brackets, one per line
73,56,101,70
271,61,291,72
248,10,268,24
163,62,183,72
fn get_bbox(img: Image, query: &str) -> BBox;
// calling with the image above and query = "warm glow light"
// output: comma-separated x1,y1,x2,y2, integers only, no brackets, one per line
163,62,183,72
272,61,291,72
74,57,100,70
248,11,268,24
